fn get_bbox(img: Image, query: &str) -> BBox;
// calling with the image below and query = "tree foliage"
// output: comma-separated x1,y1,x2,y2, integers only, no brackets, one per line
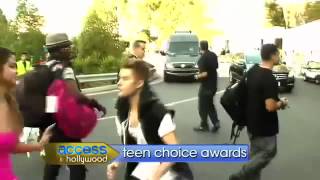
13,0,45,61
77,0,126,60
0,9,8,25
304,1,320,23
0,9,17,50
266,1,286,27
118,0,214,45
0,1,45,62
15,0,44,32
15,30,45,60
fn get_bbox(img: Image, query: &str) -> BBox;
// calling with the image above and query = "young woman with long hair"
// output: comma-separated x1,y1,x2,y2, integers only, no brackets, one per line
0,47,52,180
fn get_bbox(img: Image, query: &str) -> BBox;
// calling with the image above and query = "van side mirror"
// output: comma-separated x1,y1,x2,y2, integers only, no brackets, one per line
282,61,287,65
160,51,166,56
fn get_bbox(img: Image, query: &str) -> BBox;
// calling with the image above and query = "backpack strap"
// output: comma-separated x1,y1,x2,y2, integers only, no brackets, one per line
48,60,81,90
230,123,244,144
233,126,242,144
75,77,81,92
47,60,63,70
230,122,236,143
46,60,67,81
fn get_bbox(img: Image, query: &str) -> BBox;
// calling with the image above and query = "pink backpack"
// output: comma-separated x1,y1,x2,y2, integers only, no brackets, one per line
47,80,98,139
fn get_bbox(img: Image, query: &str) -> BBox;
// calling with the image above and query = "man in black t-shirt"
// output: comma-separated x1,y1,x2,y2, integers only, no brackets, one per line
193,41,220,133
230,44,289,180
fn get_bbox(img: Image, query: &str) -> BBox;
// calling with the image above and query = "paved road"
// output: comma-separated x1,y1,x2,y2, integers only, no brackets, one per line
13,77,320,180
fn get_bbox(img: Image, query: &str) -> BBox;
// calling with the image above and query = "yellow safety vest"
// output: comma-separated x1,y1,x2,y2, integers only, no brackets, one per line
17,60,33,76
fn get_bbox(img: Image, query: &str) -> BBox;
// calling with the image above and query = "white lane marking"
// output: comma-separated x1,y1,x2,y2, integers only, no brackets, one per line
98,89,225,121
99,116,117,121
87,79,163,97
216,90,225,94
150,79,164,85
87,89,119,96
165,90,224,107
165,97,198,107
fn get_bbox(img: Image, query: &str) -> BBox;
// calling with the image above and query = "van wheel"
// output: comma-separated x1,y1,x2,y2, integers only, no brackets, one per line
315,79,320,84
164,73,171,82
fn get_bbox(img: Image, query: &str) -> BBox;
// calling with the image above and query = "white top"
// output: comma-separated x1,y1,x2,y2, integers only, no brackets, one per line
46,60,76,80
128,113,176,144
124,113,177,180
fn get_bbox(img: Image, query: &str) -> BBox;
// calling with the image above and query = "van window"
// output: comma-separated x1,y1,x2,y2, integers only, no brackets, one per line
168,42,199,55
309,61,320,69
246,54,261,64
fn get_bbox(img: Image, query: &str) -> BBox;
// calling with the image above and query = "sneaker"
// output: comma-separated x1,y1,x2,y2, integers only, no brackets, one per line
193,126,209,132
229,174,241,180
40,150,46,157
211,123,221,133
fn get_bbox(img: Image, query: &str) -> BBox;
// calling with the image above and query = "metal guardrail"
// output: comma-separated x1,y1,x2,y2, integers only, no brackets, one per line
17,72,161,95
76,73,118,94
76,73,118,83
16,73,118,94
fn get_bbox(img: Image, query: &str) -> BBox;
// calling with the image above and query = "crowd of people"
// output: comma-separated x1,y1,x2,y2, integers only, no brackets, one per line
0,31,289,180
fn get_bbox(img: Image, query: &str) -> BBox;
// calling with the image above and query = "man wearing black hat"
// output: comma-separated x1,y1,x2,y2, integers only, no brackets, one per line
193,40,220,133
43,33,106,180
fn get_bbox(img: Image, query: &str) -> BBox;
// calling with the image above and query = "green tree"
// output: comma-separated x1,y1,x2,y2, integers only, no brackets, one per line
0,9,8,25
12,0,45,62
78,5,125,59
266,1,286,27
15,0,44,32
120,0,215,45
0,9,17,50
15,30,45,62
0,2,45,62
304,1,320,23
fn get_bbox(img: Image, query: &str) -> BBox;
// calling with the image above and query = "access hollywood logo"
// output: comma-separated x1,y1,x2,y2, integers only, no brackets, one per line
44,143,119,165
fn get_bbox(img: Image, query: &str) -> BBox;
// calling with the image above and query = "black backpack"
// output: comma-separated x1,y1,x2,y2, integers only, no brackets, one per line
16,61,63,128
220,73,250,144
